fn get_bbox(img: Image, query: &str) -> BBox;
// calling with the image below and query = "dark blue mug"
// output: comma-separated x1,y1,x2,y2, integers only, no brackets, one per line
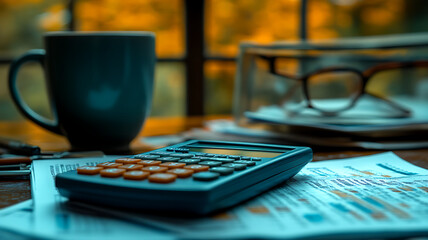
8,32,156,151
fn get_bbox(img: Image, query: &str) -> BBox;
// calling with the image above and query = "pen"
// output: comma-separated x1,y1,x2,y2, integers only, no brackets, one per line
0,163,30,170
0,161,31,177
0,137,41,156
0,170,31,176
0,151,105,165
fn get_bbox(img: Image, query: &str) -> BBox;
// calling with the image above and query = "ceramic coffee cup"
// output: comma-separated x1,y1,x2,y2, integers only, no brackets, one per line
8,31,155,152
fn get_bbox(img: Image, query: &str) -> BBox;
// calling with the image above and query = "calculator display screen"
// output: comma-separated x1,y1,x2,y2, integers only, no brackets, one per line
188,147,283,158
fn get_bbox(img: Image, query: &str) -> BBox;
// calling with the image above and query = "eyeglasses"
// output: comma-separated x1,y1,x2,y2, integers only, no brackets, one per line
258,56,428,117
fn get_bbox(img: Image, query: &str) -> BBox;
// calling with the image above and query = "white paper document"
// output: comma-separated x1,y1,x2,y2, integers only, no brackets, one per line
88,152,428,239
0,200,34,240
1,152,427,240
0,156,173,240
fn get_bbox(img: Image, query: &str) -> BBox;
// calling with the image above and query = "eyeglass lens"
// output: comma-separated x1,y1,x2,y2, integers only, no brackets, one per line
306,71,362,112
366,67,428,101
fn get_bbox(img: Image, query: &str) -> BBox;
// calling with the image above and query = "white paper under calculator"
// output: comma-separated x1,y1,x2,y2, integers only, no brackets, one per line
96,152,428,239
29,156,172,240
0,152,427,240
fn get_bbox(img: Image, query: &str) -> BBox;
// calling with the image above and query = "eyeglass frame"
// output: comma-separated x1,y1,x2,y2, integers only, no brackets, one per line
258,55,428,117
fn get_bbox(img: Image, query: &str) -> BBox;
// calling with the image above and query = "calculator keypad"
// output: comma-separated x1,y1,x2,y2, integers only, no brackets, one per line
167,168,194,178
100,168,126,178
208,158,234,163
138,160,161,166
135,155,160,160
157,157,180,162
183,164,210,173
210,167,234,175
149,173,177,183
159,162,186,169
77,151,260,183
76,166,103,175
115,158,141,164
123,170,150,180
222,163,246,170
199,161,222,167
141,166,168,173
179,159,200,164
193,172,220,181
234,160,256,166
119,164,144,171
97,162,123,168
169,153,194,158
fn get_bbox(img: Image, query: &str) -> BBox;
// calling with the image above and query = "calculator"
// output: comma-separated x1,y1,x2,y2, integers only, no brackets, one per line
55,140,312,215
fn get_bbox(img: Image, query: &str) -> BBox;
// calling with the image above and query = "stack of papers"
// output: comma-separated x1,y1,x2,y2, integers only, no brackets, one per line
220,98,428,150
0,153,427,239
246,97,428,137
245,98,428,132
202,120,428,150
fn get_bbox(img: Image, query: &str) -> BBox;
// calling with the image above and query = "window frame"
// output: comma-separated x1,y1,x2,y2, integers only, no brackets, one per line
0,0,308,116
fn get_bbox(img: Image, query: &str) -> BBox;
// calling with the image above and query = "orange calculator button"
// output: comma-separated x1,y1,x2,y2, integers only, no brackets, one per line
148,173,177,183
160,162,186,169
123,171,150,180
138,160,161,166
183,164,209,173
97,162,123,168
141,166,168,173
77,166,103,175
115,158,140,164
167,168,194,178
119,164,144,171
100,168,126,178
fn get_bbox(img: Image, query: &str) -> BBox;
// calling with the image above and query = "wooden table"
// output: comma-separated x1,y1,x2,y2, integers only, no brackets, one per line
1,118,428,209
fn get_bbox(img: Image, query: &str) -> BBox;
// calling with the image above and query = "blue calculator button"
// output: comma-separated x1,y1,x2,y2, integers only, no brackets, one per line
169,153,194,158
222,163,246,170
193,152,206,156
175,148,190,153
157,157,180,162
209,158,234,163
210,167,234,176
251,157,262,161
178,159,200,165
135,154,160,160
199,161,222,167
193,156,211,160
153,152,171,157
193,172,220,181
234,160,256,166
166,148,188,152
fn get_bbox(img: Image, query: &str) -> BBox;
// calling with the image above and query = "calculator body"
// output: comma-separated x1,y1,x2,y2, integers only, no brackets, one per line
56,140,312,214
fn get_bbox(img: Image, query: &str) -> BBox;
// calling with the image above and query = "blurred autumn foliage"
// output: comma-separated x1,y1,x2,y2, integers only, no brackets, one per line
0,0,427,119
0,0,66,56
0,0,420,59
206,0,300,57
75,0,184,58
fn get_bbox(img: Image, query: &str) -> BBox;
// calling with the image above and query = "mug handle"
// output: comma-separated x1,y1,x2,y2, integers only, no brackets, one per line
8,49,63,135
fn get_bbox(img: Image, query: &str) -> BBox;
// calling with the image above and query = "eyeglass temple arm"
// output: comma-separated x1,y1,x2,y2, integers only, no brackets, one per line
259,56,299,80
365,61,428,76
365,92,412,117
